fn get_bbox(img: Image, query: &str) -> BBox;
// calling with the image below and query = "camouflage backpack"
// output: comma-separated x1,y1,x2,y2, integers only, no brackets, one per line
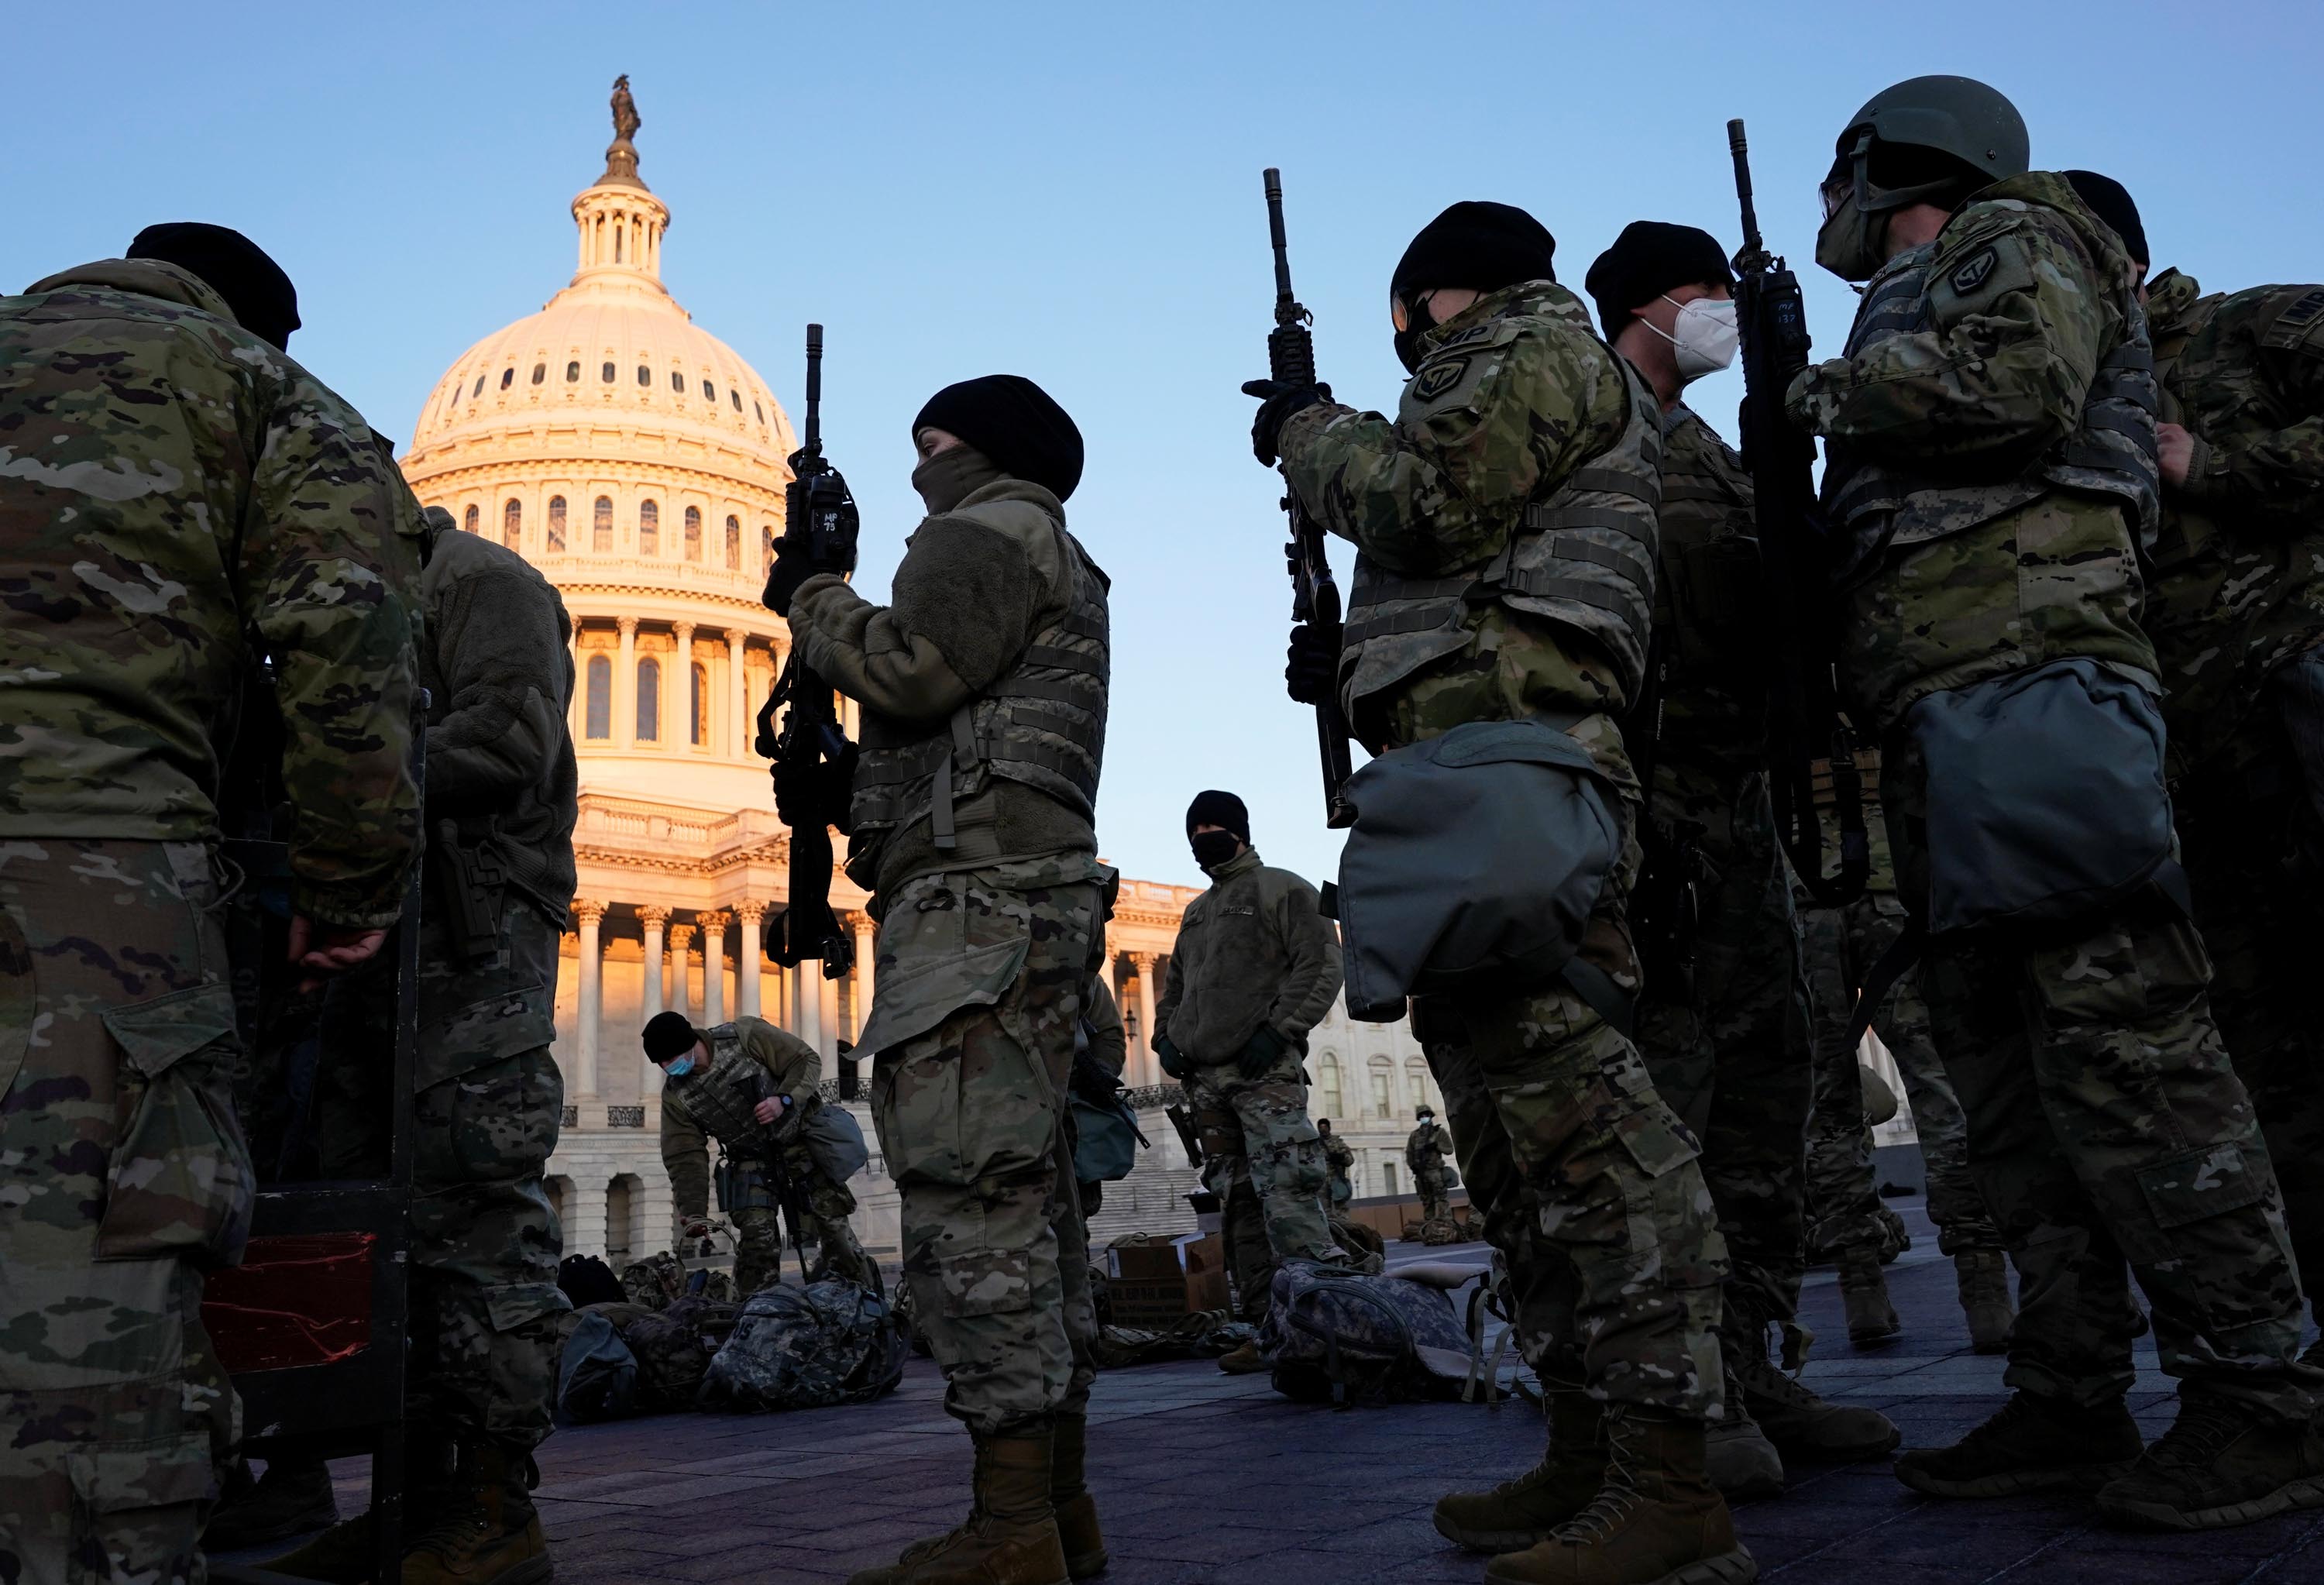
621,1296,743,1412
697,1277,906,1412
555,1311,639,1424
1259,1259,1476,1404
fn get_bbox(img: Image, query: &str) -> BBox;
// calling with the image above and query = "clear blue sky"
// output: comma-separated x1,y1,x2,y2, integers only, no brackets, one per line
13,0,2315,889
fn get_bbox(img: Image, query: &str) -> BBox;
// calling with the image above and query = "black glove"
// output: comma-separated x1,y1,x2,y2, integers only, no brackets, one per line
772,741,858,832
763,535,817,617
1285,620,1344,707
1237,1023,1289,1081
1241,379,1331,467
1153,1033,1191,1082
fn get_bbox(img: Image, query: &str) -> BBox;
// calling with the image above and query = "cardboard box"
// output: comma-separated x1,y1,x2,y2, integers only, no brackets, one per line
1184,1266,1231,1315
1109,1277,1191,1323
1178,1233,1225,1275
1109,1243,1182,1282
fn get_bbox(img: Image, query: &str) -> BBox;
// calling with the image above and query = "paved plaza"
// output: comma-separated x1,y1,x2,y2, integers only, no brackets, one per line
223,1201,2324,1584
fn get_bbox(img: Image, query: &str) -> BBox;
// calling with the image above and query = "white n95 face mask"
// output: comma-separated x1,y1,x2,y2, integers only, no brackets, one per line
1660,295,1741,380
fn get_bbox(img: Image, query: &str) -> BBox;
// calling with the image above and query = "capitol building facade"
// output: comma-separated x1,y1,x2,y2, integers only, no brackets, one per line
395,91,1442,1267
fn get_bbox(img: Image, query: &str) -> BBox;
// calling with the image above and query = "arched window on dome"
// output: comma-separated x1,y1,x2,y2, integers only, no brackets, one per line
754,401,764,424
499,368,514,390
638,499,659,557
462,504,479,535
503,498,521,550
531,363,545,386
584,655,610,741
634,658,660,742
690,663,709,747
637,364,651,388
671,371,684,394
729,390,741,412
547,496,567,552
600,362,615,384
593,497,613,553
566,361,580,383
614,226,623,265
682,507,701,562
724,516,741,569
700,379,714,402
472,375,484,398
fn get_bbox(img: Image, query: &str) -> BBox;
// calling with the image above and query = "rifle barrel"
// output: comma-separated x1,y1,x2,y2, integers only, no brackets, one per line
1263,168,1296,307
803,323,823,452
1728,119,1763,260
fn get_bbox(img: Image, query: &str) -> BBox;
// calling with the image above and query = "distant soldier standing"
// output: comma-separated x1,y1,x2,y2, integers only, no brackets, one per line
643,1010,875,1294
1589,220,1900,1497
1153,789,1352,1354
775,376,1111,1585
1791,77,2321,1527
1250,200,1745,1584
0,225,421,1585
1404,1105,1454,1226
1072,971,1129,1220
1317,1117,1357,1214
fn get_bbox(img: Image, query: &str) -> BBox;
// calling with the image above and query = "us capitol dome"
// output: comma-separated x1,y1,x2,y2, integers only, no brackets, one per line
394,80,1440,1267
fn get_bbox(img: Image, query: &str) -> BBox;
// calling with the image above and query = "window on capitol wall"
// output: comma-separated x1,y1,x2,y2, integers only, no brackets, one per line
503,499,521,550
548,496,567,552
1369,1060,1392,1120
1318,1054,1343,1120
690,663,709,746
635,658,661,743
584,655,610,741
639,499,659,557
593,497,613,553
462,504,479,535
725,515,741,570
683,505,701,561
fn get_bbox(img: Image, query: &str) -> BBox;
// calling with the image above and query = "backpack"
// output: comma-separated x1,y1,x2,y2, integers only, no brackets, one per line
1257,1260,1477,1404
697,1277,907,1412
621,1296,742,1412
555,1311,639,1423
557,1253,626,1309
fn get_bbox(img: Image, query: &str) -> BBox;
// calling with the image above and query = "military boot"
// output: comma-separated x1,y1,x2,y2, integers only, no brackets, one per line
1734,1355,1899,1460
1703,1375,1784,1502
1483,1408,1758,1584
205,1456,339,1550
401,1444,552,1585
1434,1392,1607,1552
1216,1340,1268,1375
264,1435,457,1583
1836,1246,1900,1348
1953,1248,2015,1355
847,1429,1069,1585
1049,1415,1106,1581
2095,1389,2324,1530
1895,1389,2142,1498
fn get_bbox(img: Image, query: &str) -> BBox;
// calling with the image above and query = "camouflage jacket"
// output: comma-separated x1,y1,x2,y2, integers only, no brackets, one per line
660,1015,823,1222
1405,1120,1452,1174
1155,847,1342,1065
0,259,423,926
1081,971,1127,1081
1275,281,1652,783
1644,404,1767,849
2140,267,2324,779
1786,174,2159,733
419,524,578,919
1321,1130,1356,1181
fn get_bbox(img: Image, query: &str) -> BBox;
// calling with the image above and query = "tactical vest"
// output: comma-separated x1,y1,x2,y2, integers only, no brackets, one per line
1822,240,2161,583
1341,358,1665,709
848,505,1111,858
673,1022,780,1158
1652,408,1763,700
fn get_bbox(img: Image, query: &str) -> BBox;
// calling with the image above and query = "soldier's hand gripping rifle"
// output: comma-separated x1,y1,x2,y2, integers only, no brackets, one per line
757,324,860,975
1260,168,1358,830
1727,120,1868,905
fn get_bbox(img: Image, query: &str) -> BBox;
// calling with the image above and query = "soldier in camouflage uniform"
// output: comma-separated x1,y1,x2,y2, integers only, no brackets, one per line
1797,782,2014,1354
1153,788,1350,1363
1251,201,1745,1585
2063,173,2324,1353
1073,971,1127,1220
0,225,422,1585
643,1009,875,1294
1790,79,2322,1528
270,502,579,1585
777,376,1109,1585
1405,1105,1455,1225
1317,1117,1357,1214
1590,221,1901,1500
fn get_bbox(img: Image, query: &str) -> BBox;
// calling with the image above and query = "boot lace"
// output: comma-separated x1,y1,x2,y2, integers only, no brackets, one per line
1549,1419,1645,1545
2140,1397,2247,1473
1738,1356,1820,1411
404,1498,491,1562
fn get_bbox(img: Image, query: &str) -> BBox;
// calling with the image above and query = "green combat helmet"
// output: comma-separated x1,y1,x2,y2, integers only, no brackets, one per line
1816,74,2030,280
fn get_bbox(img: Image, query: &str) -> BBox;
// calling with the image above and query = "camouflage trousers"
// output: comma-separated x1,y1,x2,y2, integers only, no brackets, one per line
1800,892,2000,1259
1634,776,1813,1360
315,894,568,1455
1413,1165,1451,1224
0,839,246,1585
1186,1060,1342,1320
1412,899,1728,1419
724,1154,873,1295
866,866,1099,1435
2175,703,2324,1308
1887,737,2318,1418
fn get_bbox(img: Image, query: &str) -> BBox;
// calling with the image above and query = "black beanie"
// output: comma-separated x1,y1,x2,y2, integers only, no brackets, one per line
1185,789,1250,844
2064,170,2148,273
1583,222,1734,343
642,1010,700,1062
912,375,1085,502
127,222,301,349
1391,201,1558,302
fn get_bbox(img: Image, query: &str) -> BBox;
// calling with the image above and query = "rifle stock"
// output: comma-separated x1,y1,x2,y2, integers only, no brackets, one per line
1262,168,1358,830
1726,120,1868,906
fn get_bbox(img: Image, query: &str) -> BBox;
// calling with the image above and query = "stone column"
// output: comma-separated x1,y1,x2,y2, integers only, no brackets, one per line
1132,951,1160,1090
852,913,877,1037
638,906,669,1021
615,617,638,749
699,910,731,1026
574,901,606,1102
667,923,696,1024
795,960,823,1053
726,628,748,759
734,902,765,1017
819,971,841,1062
672,621,696,747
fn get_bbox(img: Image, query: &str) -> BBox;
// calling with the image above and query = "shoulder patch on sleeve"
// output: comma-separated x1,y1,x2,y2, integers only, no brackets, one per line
1411,357,1468,402
1950,248,1997,295
2260,287,2324,358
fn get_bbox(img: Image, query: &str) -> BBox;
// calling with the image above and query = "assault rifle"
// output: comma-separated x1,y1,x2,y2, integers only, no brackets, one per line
1727,120,1868,904
1260,168,1358,829
757,323,859,975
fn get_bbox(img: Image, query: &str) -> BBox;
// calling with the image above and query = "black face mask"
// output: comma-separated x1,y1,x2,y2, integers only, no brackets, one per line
1393,293,1438,373
1190,830,1242,871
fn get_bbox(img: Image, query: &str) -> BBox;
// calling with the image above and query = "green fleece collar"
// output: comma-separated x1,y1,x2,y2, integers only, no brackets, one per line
1204,846,1264,883
25,257,242,328
1419,280,1588,359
